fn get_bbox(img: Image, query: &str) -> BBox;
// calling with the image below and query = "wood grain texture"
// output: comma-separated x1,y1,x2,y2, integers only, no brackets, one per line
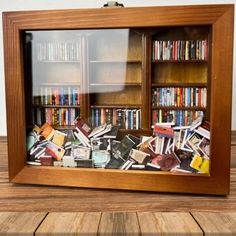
98,212,140,235
192,212,236,235
0,137,7,172
0,212,47,236
36,212,101,235
138,212,203,235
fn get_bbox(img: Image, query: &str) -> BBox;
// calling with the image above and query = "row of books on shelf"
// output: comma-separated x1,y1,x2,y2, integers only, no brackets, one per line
33,87,80,106
91,108,141,130
36,41,81,62
152,39,208,61
26,115,210,174
152,87,207,108
152,110,204,126
33,107,80,126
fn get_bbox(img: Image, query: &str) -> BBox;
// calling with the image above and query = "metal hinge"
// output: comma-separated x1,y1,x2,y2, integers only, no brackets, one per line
103,1,124,8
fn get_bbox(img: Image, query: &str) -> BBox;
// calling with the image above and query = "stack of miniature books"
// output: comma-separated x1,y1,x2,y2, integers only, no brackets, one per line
26,116,210,174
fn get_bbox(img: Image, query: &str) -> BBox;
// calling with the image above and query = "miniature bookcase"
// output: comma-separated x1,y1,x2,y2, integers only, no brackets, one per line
3,4,234,194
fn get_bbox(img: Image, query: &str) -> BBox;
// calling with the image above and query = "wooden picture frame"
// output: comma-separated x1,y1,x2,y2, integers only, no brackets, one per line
3,4,234,194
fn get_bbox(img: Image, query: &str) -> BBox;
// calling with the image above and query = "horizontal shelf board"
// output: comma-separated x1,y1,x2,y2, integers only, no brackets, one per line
152,60,208,63
26,125,76,130
33,104,80,108
90,104,141,108
90,60,142,63
53,125,76,130
152,106,206,110
24,164,209,177
38,60,80,63
90,83,141,87
151,83,207,87
34,83,80,87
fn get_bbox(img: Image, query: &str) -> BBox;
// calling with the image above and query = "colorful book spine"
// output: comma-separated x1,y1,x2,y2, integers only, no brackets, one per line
33,86,80,106
32,107,80,126
152,109,204,126
36,41,80,62
90,108,141,130
152,39,208,61
152,87,207,108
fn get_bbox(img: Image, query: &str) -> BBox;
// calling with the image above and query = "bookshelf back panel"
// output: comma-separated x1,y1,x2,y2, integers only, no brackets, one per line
89,63,141,84
152,63,207,84
152,26,210,41
34,63,81,86
90,87,142,105
89,29,142,61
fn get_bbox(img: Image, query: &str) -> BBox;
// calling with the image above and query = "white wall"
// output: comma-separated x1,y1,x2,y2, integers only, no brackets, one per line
0,0,235,135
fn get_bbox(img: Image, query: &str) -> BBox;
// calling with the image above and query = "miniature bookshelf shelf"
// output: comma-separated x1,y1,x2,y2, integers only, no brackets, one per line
33,105,80,108
3,4,234,195
90,60,141,63
151,83,207,87
152,60,208,63
90,83,141,87
151,106,206,111
90,104,141,108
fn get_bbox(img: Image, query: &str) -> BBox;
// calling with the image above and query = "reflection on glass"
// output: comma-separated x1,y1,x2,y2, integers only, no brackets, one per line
24,27,210,175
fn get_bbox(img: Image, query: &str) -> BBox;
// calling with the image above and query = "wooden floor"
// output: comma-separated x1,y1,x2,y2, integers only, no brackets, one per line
0,136,236,234
0,211,236,235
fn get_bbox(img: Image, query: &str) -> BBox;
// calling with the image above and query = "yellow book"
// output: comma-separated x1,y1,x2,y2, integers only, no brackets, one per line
190,155,202,171
52,130,67,147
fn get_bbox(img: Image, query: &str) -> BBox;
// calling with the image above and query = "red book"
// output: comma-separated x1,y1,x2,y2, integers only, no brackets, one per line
75,118,92,137
153,125,174,138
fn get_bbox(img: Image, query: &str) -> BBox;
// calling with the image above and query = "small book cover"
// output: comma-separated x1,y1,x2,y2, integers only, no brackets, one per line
88,123,107,138
75,159,94,168
52,130,67,147
112,135,135,160
40,155,53,166
74,127,91,147
72,146,91,160
103,126,119,139
175,149,193,160
129,149,150,164
40,123,55,140
93,124,112,138
158,153,180,171
190,155,203,171
127,134,140,148
105,156,125,169
179,157,197,173
46,141,65,161
198,137,210,158
195,126,210,140
62,156,77,168
29,146,46,160
120,159,135,170
153,125,174,138
189,115,203,131
75,118,92,137
92,150,111,168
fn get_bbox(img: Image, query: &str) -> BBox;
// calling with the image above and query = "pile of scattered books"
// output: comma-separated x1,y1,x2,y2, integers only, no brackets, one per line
26,116,210,174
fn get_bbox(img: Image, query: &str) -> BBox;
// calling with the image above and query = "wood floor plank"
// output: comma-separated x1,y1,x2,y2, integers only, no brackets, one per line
98,212,140,235
0,212,47,236
138,212,203,235
192,212,236,235
35,212,101,235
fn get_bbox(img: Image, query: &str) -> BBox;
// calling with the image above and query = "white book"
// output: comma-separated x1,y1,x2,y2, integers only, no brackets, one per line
74,128,91,147
88,124,107,138
195,127,210,140
93,124,112,138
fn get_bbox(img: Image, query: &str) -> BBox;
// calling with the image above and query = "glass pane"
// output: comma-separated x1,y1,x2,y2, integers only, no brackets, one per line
24,27,211,176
